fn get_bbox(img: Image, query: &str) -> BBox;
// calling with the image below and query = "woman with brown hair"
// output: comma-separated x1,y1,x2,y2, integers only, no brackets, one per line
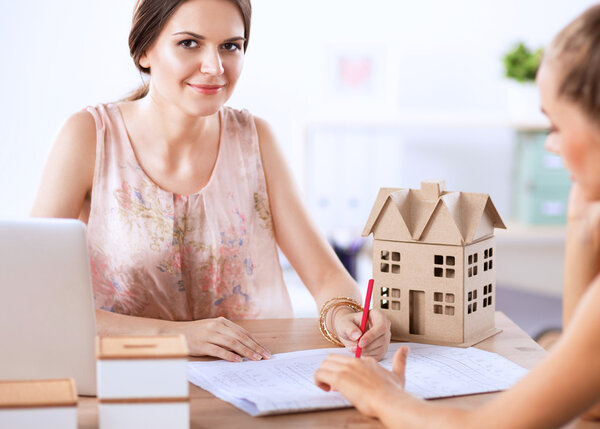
315,4,600,427
31,0,390,362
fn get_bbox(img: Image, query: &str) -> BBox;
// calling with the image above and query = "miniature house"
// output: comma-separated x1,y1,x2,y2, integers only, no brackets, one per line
362,180,506,346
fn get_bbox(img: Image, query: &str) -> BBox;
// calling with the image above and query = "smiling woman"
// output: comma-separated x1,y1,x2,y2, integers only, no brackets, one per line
29,0,391,363
126,0,251,113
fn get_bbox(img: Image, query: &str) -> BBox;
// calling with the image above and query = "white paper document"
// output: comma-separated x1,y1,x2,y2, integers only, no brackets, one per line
187,342,528,416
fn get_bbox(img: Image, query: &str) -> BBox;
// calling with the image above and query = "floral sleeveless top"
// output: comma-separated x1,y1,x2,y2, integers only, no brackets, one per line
85,103,292,321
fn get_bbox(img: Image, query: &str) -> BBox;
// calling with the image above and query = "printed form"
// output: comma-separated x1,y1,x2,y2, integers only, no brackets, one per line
187,342,529,416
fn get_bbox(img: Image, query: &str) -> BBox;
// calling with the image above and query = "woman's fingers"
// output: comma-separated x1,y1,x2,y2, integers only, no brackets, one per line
334,310,363,344
219,318,272,359
355,310,391,358
314,355,357,391
199,342,245,362
188,317,271,360
392,347,410,387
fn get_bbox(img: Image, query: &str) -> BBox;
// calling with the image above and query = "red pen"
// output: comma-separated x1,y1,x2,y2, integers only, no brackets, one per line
355,279,374,358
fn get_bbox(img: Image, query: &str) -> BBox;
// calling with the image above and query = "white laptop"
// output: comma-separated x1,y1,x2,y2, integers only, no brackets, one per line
0,218,97,396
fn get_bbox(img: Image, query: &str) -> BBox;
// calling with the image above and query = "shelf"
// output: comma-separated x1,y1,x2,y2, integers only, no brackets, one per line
495,222,566,245
303,110,550,130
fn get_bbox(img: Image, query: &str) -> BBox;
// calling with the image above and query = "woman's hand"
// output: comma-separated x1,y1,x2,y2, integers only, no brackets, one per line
314,347,411,418
334,307,391,361
567,183,600,241
182,316,271,362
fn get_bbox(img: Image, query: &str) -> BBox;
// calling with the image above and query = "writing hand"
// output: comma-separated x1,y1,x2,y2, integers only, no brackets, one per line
183,316,271,362
314,347,410,417
335,308,391,360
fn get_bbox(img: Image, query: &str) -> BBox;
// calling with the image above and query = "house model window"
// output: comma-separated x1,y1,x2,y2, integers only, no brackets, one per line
483,283,493,307
380,286,401,310
467,253,478,277
433,292,455,316
467,289,478,314
434,255,455,278
380,250,401,274
483,247,494,272
362,180,505,347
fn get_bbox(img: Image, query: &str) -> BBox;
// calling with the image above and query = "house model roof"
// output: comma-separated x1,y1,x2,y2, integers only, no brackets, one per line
362,180,506,246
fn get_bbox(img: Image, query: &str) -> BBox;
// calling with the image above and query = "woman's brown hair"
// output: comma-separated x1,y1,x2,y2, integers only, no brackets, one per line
546,4,600,124
125,0,251,101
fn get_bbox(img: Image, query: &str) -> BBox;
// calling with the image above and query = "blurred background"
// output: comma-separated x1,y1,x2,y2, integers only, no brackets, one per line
1,0,596,341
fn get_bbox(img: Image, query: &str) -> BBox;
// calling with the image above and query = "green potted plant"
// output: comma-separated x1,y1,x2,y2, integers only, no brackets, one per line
503,42,543,83
502,42,545,121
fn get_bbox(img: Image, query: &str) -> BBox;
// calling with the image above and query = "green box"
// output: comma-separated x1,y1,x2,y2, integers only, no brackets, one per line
515,183,570,224
512,131,571,224
515,131,570,186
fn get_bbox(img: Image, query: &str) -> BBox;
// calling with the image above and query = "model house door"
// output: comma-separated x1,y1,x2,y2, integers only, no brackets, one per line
409,290,425,335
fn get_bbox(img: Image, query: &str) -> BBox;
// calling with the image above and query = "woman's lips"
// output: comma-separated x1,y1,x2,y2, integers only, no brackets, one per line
188,83,225,95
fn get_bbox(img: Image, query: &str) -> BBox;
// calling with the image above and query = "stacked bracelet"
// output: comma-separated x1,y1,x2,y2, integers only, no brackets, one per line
318,297,363,347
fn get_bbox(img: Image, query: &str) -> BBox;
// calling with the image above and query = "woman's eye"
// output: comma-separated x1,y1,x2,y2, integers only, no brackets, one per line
222,42,241,52
179,39,198,49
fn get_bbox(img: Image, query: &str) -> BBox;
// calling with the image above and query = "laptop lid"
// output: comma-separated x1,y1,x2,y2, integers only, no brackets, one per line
0,218,97,396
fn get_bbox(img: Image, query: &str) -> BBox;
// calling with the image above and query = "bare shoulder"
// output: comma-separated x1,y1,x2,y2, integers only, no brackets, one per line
252,115,283,164
56,110,97,150
30,110,97,217
253,115,276,145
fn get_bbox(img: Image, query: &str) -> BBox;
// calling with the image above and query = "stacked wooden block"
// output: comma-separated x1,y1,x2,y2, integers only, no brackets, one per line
0,378,77,428
96,335,189,429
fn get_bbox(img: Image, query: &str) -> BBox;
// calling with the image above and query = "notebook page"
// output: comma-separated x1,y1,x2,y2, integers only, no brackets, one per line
188,342,528,416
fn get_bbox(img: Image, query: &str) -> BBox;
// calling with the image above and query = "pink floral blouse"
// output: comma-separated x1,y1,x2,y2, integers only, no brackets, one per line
85,103,292,321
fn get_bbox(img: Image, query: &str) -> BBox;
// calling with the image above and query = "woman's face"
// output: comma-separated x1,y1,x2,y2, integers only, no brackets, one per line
140,0,245,116
537,61,600,201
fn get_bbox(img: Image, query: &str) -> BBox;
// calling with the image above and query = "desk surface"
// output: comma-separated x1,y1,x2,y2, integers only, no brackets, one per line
77,312,599,429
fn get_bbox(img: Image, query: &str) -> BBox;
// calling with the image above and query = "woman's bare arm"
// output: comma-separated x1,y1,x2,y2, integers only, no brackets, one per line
30,111,96,219
316,276,600,428
254,116,390,359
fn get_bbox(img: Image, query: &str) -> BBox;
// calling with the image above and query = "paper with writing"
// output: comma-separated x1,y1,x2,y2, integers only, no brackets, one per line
187,342,528,416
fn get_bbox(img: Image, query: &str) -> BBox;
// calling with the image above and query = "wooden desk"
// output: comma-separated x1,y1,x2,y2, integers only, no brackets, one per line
77,312,600,428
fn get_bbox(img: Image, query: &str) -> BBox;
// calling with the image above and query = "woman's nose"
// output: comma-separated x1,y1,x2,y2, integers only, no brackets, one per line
200,48,224,75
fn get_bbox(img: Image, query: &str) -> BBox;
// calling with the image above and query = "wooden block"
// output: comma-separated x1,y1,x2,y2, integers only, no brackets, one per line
99,401,189,429
0,379,77,428
96,335,189,400
96,335,188,360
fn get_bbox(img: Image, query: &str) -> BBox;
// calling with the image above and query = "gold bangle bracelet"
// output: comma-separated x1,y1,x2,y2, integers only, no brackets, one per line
318,297,363,347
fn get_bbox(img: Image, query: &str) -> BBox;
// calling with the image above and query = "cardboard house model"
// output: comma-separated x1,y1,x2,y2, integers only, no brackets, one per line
362,180,506,347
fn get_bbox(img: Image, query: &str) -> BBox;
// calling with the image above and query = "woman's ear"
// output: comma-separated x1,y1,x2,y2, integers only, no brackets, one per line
139,53,150,70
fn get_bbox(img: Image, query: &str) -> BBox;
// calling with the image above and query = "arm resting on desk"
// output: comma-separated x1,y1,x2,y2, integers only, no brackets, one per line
316,278,600,428
96,309,271,362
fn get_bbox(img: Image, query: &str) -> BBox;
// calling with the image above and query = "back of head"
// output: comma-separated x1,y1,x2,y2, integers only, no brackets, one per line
545,4,600,126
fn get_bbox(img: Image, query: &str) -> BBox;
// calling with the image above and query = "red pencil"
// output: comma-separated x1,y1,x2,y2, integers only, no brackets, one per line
355,279,374,358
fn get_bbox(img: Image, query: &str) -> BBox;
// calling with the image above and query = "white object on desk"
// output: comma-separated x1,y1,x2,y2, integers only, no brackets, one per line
0,218,97,396
0,379,77,429
188,342,529,416
97,335,190,429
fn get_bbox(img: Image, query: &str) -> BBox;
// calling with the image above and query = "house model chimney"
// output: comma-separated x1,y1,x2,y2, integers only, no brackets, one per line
420,180,446,200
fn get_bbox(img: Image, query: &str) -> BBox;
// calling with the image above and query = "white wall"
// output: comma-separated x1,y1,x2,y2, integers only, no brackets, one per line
0,0,596,218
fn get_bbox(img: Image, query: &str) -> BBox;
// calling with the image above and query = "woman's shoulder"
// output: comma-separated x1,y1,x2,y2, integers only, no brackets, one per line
57,108,97,148
222,106,273,138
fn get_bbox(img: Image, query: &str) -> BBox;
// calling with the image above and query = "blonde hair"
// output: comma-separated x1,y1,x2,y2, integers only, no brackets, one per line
546,4,600,124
